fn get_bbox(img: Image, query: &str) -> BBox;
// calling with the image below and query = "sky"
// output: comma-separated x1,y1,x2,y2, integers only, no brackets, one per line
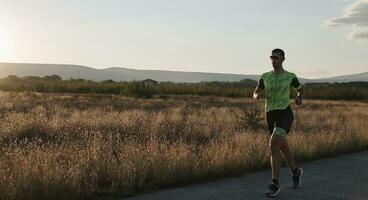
0,0,367,78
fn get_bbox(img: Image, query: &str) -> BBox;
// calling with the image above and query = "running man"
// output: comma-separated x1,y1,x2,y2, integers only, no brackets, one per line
253,48,304,198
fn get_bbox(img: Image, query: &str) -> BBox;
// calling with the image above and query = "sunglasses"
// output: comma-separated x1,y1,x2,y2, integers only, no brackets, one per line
270,56,281,60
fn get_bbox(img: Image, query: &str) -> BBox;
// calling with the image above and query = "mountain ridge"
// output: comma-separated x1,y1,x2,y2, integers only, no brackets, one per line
0,62,366,83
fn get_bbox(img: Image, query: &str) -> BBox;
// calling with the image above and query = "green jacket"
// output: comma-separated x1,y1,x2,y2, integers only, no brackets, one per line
257,69,301,112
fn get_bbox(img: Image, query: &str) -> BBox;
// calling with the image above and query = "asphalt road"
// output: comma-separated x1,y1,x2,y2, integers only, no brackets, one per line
119,150,368,200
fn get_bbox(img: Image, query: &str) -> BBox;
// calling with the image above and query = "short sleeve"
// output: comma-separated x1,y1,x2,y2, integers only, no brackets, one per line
291,74,301,90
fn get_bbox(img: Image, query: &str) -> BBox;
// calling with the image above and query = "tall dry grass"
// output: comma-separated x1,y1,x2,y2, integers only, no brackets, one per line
0,92,367,199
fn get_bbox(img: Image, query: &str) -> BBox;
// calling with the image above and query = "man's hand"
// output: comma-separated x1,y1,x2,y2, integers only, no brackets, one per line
295,95,303,105
253,88,264,100
294,87,304,105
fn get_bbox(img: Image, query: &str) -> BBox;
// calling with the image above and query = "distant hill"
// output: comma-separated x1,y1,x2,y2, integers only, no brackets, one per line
0,62,366,83
312,71,368,83
0,63,260,83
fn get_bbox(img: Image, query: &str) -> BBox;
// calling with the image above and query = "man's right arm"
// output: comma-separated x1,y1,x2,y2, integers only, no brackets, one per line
253,78,265,99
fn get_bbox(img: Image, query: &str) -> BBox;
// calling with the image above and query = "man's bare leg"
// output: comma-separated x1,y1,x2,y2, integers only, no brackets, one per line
269,133,284,181
280,139,304,189
265,133,283,197
280,140,296,170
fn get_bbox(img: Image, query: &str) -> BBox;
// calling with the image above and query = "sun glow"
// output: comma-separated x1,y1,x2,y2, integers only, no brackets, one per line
0,31,17,61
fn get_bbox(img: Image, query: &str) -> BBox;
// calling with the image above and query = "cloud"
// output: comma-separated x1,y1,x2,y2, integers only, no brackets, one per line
326,0,368,27
348,30,368,39
325,0,368,27
325,0,368,40
300,70,332,79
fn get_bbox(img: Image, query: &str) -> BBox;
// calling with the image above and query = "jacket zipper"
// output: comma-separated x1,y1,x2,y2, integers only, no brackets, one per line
273,74,278,109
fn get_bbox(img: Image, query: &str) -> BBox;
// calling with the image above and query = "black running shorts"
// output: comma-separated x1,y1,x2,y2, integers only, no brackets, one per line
266,105,294,136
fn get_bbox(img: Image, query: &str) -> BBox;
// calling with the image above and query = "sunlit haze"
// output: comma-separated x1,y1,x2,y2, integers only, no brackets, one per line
0,0,367,78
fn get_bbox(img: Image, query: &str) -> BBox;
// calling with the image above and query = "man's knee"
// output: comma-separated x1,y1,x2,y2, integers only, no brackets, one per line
273,127,288,139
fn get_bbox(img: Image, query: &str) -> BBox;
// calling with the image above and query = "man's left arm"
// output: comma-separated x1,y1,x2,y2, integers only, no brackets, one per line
291,76,303,105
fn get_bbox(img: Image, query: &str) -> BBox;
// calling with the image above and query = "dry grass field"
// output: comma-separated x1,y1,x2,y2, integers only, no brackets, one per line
0,91,367,200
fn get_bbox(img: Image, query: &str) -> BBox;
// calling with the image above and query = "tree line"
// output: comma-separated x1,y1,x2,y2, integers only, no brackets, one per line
0,75,367,100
